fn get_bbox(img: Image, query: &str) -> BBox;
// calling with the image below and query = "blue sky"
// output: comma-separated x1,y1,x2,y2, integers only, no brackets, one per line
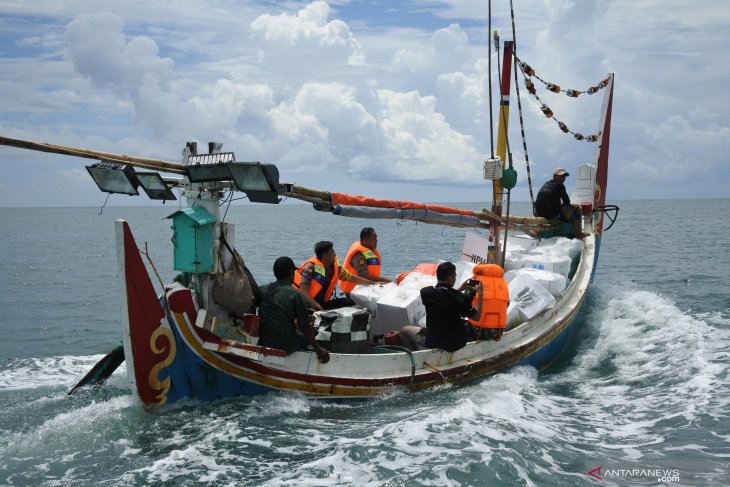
0,0,728,207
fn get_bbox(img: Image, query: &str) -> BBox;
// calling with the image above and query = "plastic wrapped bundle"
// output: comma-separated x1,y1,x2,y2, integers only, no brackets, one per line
398,272,437,291
508,273,556,321
504,268,567,297
503,250,526,272
349,282,396,313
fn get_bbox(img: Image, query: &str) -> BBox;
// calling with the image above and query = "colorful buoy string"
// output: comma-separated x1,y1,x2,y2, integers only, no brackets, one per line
515,55,610,98
515,59,600,142
532,90,599,142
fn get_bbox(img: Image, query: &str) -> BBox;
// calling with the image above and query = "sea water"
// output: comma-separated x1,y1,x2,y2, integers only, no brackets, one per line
0,199,728,486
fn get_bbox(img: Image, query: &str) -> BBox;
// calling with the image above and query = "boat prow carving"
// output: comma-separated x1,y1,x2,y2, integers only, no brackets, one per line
116,220,168,410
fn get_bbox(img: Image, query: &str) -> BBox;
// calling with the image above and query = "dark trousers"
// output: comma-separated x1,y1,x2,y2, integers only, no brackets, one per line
321,297,356,310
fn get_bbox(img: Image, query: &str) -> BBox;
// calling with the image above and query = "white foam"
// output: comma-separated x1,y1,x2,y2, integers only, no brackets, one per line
0,354,124,391
4,394,136,465
248,391,311,416
521,285,729,462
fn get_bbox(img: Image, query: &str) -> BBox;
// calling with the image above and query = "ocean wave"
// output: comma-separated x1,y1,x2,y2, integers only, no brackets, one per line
0,354,126,391
1,284,728,485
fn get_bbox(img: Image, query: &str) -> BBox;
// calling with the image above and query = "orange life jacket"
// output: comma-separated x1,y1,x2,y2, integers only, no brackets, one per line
468,264,509,329
293,256,339,303
340,242,381,293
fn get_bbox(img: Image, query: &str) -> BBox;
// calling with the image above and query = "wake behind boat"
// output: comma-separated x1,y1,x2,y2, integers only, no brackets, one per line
0,6,618,411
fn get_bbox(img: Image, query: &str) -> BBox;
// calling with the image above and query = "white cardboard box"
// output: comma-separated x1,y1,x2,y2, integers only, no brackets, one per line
503,250,526,272
375,286,425,335
522,253,572,277
505,234,539,252
350,282,399,335
454,260,477,287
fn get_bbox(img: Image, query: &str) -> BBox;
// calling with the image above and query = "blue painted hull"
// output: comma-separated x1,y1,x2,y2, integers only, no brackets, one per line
163,314,276,405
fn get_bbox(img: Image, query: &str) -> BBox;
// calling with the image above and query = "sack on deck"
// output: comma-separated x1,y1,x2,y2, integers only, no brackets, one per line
211,249,258,316
315,306,370,354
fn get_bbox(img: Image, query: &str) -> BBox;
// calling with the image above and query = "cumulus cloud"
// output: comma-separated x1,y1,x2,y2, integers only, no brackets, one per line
230,82,483,183
350,89,481,184
391,23,470,75
277,83,379,155
64,13,174,98
250,1,364,69
435,57,489,133
190,80,275,138
627,113,730,183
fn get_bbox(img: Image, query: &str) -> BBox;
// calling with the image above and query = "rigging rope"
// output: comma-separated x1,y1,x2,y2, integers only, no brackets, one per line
488,0,495,158
97,192,110,215
508,0,537,216
220,190,234,222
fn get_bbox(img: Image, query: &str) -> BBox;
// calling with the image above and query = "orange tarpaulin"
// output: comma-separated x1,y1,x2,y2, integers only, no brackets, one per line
395,263,438,285
330,192,479,217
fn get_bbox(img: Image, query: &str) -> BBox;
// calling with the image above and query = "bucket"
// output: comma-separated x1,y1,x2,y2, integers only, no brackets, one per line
242,314,260,337
384,331,401,346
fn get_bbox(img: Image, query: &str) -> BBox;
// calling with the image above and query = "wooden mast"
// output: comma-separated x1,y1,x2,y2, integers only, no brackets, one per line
488,40,514,264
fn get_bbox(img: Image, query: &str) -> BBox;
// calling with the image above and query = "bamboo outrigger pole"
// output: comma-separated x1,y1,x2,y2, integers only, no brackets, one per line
0,135,187,174
1,134,557,235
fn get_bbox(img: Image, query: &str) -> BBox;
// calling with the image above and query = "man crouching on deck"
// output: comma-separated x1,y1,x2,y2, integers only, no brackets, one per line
258,256,330,363
420,262,483,353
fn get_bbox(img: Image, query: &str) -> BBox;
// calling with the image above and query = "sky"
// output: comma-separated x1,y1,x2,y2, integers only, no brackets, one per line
0,0,728,207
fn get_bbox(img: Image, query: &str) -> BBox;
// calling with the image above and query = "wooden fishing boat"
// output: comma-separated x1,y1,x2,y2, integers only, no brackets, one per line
0,23,617,411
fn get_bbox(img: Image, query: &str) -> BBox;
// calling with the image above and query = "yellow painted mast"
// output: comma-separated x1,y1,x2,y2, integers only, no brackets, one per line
488,39,514,264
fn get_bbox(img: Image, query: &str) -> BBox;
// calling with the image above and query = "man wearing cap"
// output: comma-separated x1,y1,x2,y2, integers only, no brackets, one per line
258,256,330,363
535,168,589,239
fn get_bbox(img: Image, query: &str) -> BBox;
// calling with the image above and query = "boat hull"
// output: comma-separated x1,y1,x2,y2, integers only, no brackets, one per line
118,220,599,410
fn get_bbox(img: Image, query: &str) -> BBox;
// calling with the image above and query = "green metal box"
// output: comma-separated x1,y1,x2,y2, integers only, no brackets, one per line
166,207,217,273
539,222,574,239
